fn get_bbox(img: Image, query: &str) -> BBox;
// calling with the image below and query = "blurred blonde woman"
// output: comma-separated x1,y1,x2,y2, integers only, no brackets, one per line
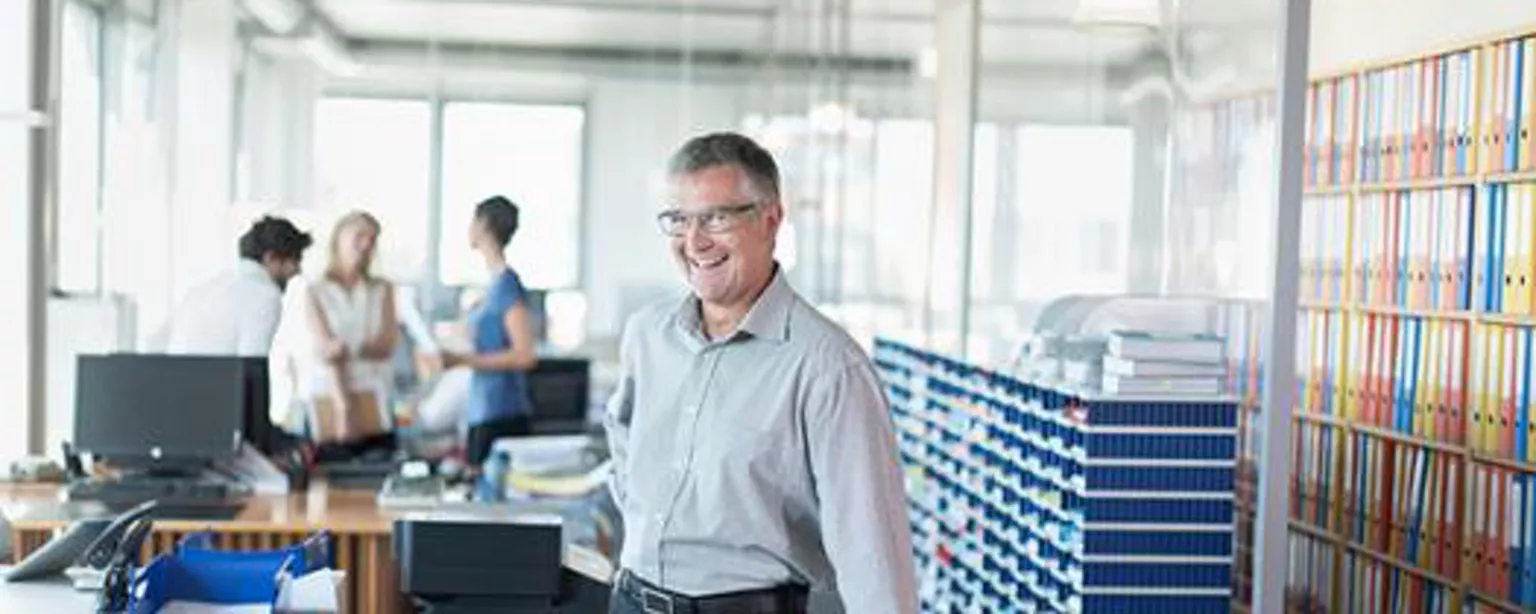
302,211,397,448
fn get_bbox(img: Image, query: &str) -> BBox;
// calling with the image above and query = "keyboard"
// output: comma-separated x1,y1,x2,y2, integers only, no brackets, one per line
317,461,396,490
65,478,249,519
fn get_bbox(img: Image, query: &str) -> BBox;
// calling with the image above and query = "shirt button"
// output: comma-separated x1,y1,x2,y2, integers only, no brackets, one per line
684,405,698,415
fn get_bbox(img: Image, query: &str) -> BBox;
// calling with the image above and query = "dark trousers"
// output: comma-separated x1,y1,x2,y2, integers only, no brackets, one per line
607,579,810,614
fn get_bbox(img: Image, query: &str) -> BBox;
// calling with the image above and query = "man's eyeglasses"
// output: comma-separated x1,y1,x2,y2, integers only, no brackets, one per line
655,203,759,237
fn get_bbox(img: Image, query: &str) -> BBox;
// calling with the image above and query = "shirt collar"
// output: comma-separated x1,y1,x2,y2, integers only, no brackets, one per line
237,259,274,284
672,266,794,348
737,269,793,344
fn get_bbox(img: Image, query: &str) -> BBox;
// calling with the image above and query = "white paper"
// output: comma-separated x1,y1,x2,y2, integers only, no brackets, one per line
275,569,345,613
156,603,271,614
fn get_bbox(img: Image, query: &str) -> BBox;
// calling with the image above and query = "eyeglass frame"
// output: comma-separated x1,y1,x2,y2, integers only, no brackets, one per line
655,202,762,237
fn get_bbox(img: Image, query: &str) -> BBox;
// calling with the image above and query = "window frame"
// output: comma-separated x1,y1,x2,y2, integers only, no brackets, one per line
52,0,108,296
315,89,591,294
310,94,436,283
436,99,589,291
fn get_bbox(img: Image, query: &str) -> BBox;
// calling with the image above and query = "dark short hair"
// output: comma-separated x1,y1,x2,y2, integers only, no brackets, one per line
475,195,520,248
238,216,312,262
667,132,781,203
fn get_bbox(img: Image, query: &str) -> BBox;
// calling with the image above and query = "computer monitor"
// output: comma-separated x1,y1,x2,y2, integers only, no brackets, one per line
234,357,280,455
74,355,247,469
526,358,590,435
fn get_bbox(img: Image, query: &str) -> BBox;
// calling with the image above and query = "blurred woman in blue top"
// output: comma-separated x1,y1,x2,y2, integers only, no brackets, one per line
442,196,539,468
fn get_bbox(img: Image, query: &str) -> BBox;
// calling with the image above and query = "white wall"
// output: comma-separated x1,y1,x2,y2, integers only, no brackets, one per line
1311,0,1536,74
583,79,747,341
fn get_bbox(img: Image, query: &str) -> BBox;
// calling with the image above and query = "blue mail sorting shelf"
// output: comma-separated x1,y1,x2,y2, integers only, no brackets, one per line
874,338,1238,614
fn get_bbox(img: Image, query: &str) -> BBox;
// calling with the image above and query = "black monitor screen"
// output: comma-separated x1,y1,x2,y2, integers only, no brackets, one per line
526,358,590,432
74,354,246,462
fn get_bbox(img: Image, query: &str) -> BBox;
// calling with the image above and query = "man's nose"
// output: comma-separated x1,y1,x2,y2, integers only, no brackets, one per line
682,220,714,249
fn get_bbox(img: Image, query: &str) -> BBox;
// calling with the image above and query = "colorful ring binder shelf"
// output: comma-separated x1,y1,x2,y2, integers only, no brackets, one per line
874,338,1239,614
1293,27,1536,614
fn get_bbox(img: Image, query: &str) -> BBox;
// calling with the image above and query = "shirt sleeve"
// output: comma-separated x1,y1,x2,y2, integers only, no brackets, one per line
806,360,919,614
236,293,282,357
604,316,638,512
498,270,527,307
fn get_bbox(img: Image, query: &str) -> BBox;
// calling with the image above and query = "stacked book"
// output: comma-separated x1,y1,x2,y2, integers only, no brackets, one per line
1102,331,1226,397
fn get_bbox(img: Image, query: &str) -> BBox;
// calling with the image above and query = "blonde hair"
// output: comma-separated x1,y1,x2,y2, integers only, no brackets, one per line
325,210,381,283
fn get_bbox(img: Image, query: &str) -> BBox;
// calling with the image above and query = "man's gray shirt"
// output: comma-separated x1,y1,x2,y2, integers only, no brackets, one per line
604,271,918,613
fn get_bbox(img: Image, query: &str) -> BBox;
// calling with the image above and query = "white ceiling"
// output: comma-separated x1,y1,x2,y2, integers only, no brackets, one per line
315,0,1173,67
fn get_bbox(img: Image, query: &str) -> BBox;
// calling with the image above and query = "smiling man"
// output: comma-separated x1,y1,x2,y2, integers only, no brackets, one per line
604,132,918,614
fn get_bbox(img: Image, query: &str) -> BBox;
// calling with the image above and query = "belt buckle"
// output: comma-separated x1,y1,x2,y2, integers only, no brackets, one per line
639,585,675,614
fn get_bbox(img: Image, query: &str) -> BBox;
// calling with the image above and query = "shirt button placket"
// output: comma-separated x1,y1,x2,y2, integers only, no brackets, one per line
656,349,713,584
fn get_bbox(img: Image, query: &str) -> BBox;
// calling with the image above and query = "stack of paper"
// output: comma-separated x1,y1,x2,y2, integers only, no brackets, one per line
1102,331,1226,397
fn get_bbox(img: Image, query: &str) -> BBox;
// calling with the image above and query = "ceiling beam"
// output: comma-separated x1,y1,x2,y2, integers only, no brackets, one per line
352,38,914,74
323,0,778,19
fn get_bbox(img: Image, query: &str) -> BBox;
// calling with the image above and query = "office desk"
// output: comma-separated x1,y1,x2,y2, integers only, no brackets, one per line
0,566,98,611
1,483,615,613
2,483,409,613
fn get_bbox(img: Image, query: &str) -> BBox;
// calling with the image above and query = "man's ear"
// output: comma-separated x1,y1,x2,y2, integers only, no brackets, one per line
762,201,785,233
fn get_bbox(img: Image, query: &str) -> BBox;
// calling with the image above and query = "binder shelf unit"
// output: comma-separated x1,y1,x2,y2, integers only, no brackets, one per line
1294,25,1536,614
873,339,1239,613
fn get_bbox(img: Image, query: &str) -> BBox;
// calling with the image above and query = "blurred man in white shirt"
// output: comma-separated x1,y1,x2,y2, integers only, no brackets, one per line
167,216,313,357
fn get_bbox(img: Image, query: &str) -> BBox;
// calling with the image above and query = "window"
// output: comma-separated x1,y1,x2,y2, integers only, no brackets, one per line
101,18,172,342
871,119,935,309
439,102,585,289
57,1,103,293
1011,124,1135,298
312,98,432,281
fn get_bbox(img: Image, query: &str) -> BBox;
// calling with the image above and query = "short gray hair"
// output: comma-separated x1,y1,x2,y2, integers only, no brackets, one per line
667,132,781,204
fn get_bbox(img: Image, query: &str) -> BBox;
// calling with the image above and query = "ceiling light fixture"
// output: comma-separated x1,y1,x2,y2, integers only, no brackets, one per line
1073,0,1162,31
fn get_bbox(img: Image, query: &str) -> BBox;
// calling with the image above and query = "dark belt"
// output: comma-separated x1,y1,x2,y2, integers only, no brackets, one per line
616,570,809,614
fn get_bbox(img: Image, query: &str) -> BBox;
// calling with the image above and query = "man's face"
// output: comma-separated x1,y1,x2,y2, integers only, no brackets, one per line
665,165,781,309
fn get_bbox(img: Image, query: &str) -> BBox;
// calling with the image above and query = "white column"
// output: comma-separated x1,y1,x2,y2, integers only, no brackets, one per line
169,0,239,301
927,0,979,355
1253,0,1312,611
236,54,320,214
0,0,50,457
1125,93,1170,293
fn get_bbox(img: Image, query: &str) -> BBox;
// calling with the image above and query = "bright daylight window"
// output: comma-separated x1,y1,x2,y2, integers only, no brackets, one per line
1012,124,1134,298
57,1,103,293
439,102,585,289
312,98,432,282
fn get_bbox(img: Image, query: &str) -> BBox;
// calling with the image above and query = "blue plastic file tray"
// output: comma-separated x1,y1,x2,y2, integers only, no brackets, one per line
1082,593,1231,614
1086,432,1236,460
1084,530,1234,558
1083,560,1232,588
1084,497,1234,524
1084,401,1239,428
1086,465,1236,492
